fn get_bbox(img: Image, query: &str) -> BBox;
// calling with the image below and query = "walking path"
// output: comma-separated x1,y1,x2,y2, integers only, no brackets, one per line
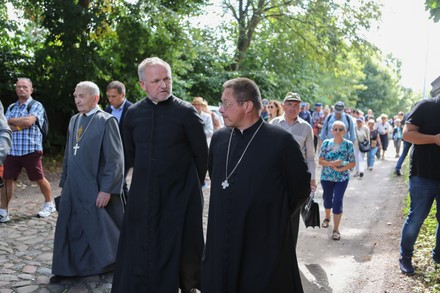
0,147,409,292
298,147,410,292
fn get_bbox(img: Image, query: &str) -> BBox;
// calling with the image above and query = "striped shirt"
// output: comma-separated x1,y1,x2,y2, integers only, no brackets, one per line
6,97,45,156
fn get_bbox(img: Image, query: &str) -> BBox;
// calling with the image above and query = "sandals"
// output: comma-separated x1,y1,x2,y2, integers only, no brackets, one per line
321,218,330,228
332,231,341,240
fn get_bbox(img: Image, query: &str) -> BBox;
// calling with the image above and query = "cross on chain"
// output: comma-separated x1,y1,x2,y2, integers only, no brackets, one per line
221,179,229,189
73,143,80,156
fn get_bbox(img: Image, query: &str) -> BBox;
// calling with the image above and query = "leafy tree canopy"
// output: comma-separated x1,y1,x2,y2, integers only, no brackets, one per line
0,0,417,152
426,0,440,22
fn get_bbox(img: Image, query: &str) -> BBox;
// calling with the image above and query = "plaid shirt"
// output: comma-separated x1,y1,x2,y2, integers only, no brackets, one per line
6,97,45,156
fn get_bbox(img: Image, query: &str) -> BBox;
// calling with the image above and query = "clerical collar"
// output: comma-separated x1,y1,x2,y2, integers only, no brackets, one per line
84,106,100,116
147,95,171,105
234,118,264,137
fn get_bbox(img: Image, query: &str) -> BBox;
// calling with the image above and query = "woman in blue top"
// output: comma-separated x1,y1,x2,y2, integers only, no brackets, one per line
392,118,403,158
319,121,356,240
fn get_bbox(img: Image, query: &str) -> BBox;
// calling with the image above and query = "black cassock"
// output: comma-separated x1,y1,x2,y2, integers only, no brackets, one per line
202,119,310,293
111,96,208,292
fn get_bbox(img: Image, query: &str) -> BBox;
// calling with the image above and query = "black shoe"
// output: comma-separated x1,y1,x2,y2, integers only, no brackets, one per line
49,275,76,284
399,257,415,275
394,170,401,176
359,172,364,178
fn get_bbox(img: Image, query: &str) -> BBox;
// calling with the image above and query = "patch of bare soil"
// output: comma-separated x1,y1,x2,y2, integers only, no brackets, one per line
297,150,418,293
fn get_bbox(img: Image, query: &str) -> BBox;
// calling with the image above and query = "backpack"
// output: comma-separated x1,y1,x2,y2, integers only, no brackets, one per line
324,113,351,138
11,100,49,139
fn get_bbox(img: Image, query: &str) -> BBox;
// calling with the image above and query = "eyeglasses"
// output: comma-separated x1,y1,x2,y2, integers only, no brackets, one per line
332,128,344,132
218,101,236,109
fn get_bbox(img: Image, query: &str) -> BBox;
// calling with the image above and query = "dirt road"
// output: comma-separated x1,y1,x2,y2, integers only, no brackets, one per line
297,148,412,292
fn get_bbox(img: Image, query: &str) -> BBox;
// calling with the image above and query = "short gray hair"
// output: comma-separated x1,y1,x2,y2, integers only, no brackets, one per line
138,57,172,82
331,120,346,131
17,77,33,87
76,81,100,97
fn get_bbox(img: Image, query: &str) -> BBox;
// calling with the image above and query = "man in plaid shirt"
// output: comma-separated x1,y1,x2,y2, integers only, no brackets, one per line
0,78,54,222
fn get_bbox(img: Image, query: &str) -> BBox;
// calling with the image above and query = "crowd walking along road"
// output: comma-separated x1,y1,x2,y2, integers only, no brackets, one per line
0,143,416,292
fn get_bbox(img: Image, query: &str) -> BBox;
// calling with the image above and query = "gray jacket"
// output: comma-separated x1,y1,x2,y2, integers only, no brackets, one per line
0,101,12,164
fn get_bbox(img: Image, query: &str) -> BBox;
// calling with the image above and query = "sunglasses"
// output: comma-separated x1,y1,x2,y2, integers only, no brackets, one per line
332,128,344,132
268,105,274,109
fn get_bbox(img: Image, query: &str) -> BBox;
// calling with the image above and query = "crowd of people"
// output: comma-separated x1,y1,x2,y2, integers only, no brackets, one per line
0,56,438,291
261,98,409,177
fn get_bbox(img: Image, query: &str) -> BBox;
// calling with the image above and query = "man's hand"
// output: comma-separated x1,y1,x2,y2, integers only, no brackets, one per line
310,180,317,192
96,191,111,208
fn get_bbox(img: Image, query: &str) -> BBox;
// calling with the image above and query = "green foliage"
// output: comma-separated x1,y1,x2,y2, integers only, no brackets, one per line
1,0,422,153
354,52,418,116
1,0,206,152
426,0,440,22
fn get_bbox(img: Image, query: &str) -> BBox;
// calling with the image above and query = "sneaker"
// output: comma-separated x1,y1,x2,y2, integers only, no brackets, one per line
353,172,359,177
359,172,364,178
38,202,56,218
399,256,415,275
394,170,402,176
0,209,10,223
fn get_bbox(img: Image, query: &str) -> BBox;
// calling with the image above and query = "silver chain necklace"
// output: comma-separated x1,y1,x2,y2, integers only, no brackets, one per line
222,120,264,189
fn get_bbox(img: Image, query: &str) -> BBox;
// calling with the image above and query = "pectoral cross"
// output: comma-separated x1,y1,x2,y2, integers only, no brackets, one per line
221,179,229,189
73,143,80,156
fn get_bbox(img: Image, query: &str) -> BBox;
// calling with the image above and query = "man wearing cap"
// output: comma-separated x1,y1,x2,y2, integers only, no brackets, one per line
192,97,214,141
312,102,324,150
271,92,316,249
298,102,312,125
319,101,356,143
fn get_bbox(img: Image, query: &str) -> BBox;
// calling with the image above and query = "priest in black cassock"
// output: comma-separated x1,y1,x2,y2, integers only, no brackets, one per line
51,81,124,282
111,57,208,293
202,77,310,293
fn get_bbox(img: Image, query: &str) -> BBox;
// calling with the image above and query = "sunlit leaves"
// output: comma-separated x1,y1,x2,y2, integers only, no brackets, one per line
425,0,440,22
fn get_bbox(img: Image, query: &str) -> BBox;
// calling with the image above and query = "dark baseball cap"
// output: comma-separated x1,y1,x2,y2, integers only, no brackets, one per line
334,101,345,114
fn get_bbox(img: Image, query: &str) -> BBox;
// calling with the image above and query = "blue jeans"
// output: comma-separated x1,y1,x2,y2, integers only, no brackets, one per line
395,141,412,172
400,176,440,260
367,146,379,168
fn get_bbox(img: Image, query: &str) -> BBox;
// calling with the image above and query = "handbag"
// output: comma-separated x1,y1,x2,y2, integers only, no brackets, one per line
301,192,320,228
356,128,371,153
358,140,371,153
